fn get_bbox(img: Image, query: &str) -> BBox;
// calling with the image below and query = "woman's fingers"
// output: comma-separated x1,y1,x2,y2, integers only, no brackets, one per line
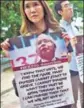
61,32,70,41
1,38,10,50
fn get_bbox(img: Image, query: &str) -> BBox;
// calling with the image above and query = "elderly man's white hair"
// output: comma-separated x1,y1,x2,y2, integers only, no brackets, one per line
36,33,56,47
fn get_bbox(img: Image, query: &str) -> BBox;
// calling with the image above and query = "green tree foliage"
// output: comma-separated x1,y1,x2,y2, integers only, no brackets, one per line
1,0,21,42
70,0,83,18
0,0,83,42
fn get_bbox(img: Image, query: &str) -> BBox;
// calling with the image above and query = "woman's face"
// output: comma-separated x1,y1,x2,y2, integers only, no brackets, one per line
24,0,44,24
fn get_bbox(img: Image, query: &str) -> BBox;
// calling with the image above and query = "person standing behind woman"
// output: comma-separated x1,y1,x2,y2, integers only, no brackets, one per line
1,1,73,108
54,0,83,108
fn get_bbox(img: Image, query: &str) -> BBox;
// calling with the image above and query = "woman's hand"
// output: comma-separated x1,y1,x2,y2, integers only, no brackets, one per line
61,32,70,46
61,33,72,62
61,32,70,40
0,38,10,57
1,38,10,50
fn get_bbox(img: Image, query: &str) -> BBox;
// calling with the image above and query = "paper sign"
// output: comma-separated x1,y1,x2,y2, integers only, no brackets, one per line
9,32,74,108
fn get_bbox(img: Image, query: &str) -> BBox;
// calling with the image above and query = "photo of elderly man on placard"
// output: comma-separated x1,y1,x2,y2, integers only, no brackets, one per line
9,33,68,67
36,34,60,62
36,33,67,63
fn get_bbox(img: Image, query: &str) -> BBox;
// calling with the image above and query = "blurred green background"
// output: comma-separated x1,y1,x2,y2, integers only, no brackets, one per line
0,0,83,43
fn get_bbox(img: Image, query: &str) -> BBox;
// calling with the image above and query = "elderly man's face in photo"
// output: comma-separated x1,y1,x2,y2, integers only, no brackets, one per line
36,34,56,61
